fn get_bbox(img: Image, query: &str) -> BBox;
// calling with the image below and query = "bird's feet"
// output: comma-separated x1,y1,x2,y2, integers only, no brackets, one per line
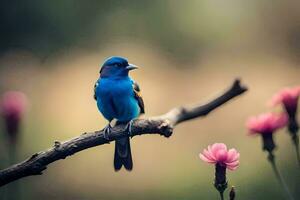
125,120,134,137
103,123,112,140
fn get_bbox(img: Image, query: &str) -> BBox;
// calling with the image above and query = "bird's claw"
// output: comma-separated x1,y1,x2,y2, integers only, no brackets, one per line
126,120,134,137
103,124,111,140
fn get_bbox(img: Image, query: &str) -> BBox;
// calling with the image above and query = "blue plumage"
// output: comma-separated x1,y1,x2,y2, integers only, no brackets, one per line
94,56,144,171
95,77,140,122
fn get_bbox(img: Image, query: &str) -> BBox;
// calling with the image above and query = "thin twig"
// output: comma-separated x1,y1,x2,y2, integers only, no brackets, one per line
0,79,247,187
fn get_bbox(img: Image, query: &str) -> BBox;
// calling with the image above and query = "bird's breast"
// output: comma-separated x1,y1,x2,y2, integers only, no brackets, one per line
98,78,133,96
96,78,139,122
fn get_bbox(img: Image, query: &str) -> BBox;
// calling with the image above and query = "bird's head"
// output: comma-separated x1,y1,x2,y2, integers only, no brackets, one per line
100,56,138,78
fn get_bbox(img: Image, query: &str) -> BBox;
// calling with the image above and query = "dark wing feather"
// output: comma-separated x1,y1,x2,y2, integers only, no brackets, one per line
133,82,145,114
93,82,98,101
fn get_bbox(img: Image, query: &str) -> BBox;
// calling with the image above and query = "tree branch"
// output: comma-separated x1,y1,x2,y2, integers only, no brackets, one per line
0,79,247,187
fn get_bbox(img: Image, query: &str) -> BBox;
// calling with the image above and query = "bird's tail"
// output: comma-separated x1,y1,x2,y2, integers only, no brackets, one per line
114,137,133,171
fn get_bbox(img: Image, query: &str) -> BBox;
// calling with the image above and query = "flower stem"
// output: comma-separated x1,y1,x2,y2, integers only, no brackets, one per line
219,191,224,200
267,152,294,200
291,133,300,167
214,163,227,200
288,116,300,167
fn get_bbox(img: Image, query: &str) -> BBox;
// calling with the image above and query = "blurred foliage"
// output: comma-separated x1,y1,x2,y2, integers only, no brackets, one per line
1,0,300,63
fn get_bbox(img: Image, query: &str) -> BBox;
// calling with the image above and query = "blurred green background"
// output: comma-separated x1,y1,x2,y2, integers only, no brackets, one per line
0,0,300,199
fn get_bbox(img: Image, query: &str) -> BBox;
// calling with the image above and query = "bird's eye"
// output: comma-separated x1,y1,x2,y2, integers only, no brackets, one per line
116,63,122,67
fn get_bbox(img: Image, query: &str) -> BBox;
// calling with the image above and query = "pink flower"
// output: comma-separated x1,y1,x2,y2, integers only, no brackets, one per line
0,91,28,142
269,86,300,114
0,91,27,119
246,112,288,135
199,143,240,170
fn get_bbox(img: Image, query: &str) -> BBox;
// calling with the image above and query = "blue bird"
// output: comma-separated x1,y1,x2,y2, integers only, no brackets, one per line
94,56,145,171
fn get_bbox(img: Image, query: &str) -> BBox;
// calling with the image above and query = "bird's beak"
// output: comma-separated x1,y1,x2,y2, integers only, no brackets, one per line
126,64,138,71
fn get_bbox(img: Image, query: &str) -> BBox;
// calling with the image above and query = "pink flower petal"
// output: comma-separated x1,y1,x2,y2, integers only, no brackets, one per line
227,161,239,170
226,149,240,163
269,86,300,110
202,149,215,161
215,149,228,162
211,143,227,159
199,153,215,163
207,145,216,160
199,143,240,170
0,91,28,119
226,160,239,166
246,112,288,134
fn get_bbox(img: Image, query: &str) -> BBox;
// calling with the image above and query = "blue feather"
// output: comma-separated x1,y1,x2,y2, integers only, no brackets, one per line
95,77,140,122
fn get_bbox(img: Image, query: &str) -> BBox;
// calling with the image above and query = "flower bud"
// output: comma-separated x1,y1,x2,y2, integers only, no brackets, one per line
0,91,27,143
229,186,236,200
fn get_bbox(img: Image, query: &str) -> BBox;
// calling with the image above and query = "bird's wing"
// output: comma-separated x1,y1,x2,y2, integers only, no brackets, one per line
93,82,98,101
133,81,145,114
